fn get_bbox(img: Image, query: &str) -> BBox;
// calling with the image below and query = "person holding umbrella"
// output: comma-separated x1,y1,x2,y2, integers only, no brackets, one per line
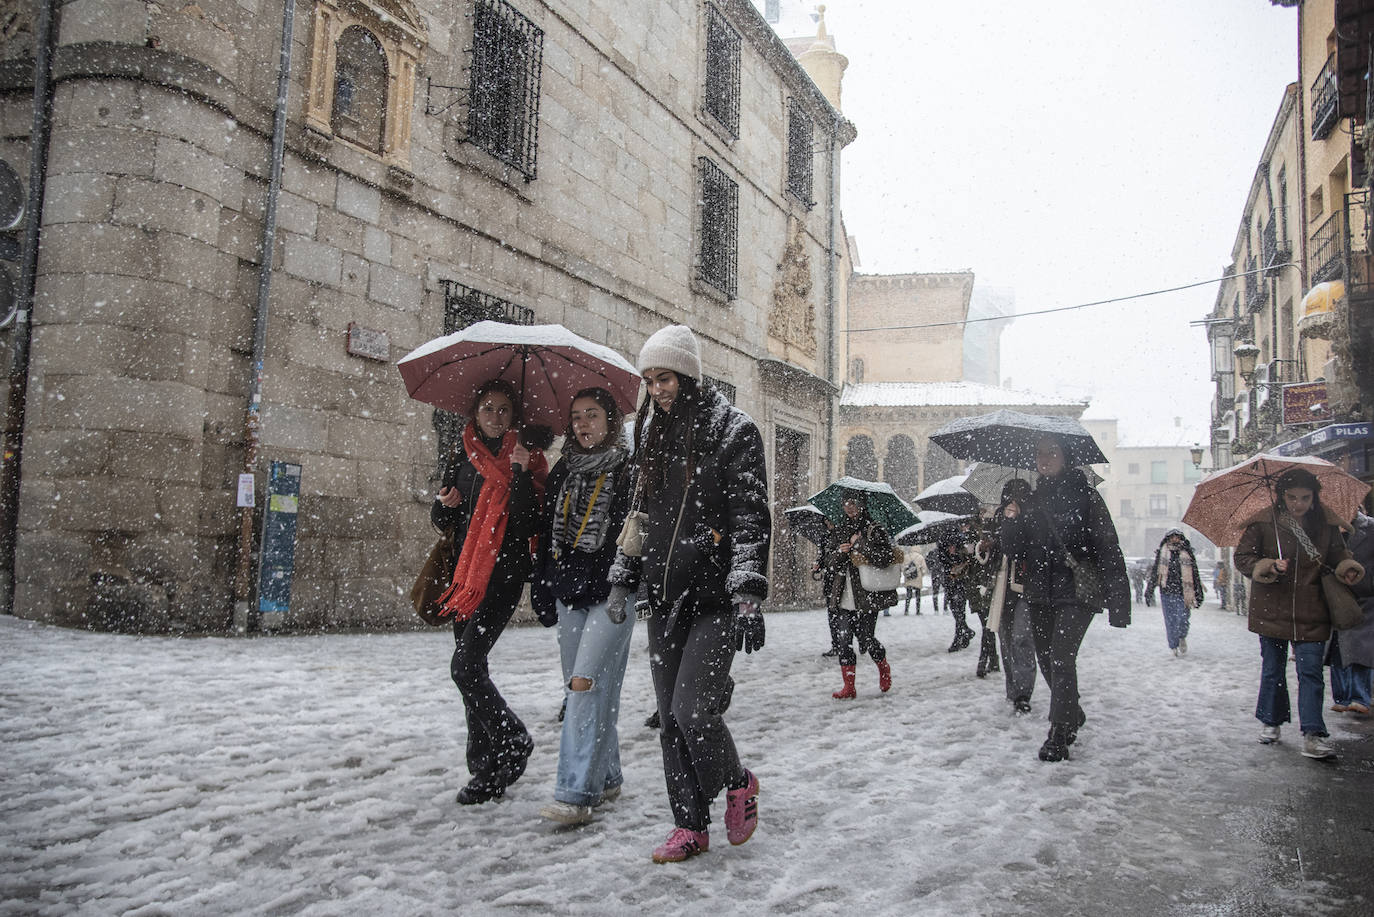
826,488,898,699
1000,434,1131,762
605,325,769,864
1144,529,1205,657
1234,467,1364,759
433,379,550,805
993,479,1039,715
530,387,634,826
1328,509,1374,717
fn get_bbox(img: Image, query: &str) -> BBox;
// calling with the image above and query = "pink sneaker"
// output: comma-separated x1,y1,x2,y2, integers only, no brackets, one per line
651,827,709,863
724,769,759,846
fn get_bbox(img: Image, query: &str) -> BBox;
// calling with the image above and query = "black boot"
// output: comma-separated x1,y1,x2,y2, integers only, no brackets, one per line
456,774,506,805
947,617,974,653
1065,709,1087,747
978,630,1000,675
1038,724,1071,762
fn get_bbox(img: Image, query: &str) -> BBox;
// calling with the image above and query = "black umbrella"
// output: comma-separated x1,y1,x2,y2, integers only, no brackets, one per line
928,409,1107,471
896,511,974,546
912,474,980,515
783,505,831,546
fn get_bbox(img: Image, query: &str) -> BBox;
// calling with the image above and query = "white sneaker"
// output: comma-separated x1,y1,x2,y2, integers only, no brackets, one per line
1171,647,1180,658
540,801,594,825
1178,638,1187,656
596,784,621,806
1302,734,1336,759
1259,724,1281,744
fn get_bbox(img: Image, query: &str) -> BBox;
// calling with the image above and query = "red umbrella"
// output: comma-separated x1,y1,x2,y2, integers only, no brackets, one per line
397,322,641,435
1181,453,1370,550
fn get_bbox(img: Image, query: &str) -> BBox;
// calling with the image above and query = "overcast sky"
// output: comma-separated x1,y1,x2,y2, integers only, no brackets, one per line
788,0,1298,445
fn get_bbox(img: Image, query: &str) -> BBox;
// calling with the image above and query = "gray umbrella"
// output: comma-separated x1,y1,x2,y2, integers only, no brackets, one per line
929,409,1107,471
912,474,980,515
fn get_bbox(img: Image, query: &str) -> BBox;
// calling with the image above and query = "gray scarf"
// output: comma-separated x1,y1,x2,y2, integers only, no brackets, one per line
551,446,627,555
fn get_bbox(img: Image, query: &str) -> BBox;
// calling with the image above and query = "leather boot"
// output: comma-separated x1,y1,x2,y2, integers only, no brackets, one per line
1038,724,1071,762
832,665,857,699
875,658,892,693
948,616,974,653
976,630,999,677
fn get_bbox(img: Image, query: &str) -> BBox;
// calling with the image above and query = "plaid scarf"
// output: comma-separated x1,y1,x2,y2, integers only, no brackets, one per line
551,446,626,556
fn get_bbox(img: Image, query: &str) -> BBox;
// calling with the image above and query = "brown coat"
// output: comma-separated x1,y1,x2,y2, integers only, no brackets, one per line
1233,505,1359,643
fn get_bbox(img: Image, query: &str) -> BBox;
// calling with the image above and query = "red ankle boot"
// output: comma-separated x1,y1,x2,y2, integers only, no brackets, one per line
832,665,856,699
876,658,892,693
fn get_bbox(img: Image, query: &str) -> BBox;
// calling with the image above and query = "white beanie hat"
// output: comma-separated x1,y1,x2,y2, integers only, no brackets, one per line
637,324,702,380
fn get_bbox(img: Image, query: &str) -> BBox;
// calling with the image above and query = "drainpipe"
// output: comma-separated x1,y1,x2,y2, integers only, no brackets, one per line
1,0,60,613
825,111,839,480
233,0,297,632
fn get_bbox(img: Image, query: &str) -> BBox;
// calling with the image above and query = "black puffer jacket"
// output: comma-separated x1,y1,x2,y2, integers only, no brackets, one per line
1000,468,1131,625
531,454,632,618
431,432,541,582
608,386,770,614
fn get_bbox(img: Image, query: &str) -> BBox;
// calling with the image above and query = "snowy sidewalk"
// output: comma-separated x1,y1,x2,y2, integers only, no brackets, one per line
1,602,1370,916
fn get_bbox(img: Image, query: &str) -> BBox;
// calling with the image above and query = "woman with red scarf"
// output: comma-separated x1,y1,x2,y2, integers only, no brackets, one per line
433,379,548,805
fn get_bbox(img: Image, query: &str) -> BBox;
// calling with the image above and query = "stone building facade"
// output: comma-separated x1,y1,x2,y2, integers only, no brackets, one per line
0,0,854,631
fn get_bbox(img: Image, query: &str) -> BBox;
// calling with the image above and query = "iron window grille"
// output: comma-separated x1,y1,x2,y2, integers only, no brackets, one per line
465,0,544,180
704,4,741,138
786,99,815,208
432,279,535,472
698,157,739,298
705,375,736,404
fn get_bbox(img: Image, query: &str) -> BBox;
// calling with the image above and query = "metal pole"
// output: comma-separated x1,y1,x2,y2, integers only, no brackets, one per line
233,0,297,632
1,0,60,613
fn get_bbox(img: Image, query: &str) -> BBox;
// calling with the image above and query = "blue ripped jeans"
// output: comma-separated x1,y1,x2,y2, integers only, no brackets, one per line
554,597,635,806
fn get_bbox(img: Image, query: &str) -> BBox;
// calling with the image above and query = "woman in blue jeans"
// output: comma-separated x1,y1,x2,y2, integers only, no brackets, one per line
532,388,634,825
1144,529,1205,657
1234,468,1364,760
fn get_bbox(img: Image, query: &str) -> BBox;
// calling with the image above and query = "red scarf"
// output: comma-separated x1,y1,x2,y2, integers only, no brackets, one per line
439,425,547,620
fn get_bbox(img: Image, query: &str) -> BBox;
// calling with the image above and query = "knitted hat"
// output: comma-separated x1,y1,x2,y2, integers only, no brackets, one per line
637,324,701,380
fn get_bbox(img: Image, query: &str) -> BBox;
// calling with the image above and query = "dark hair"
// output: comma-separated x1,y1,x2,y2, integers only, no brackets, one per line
1274,466,1325,538
999,478,1033,510
633,373,702,499
470,379,522,426
564,386,624,454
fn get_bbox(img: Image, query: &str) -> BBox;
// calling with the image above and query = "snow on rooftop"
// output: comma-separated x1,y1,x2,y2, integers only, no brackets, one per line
841,381,1086,409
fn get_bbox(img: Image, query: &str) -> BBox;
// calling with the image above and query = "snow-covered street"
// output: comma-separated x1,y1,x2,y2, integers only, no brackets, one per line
1,600,1367,916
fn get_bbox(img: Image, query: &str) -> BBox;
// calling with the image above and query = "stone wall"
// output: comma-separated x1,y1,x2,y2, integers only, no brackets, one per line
0,0,851,631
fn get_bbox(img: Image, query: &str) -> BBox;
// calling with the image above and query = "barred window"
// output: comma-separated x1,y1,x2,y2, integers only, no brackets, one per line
703,4,741,138
467,0,544,180
698,157,739,298
786,99,814,208
705,375,736,404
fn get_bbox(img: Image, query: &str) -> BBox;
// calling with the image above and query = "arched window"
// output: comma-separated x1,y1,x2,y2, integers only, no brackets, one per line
844,435,878,481
332,26,388,153
922,440,960,490
884,434,918,502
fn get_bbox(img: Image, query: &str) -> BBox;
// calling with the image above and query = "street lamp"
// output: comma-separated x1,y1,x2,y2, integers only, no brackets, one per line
1233,340,1260,382
1189,443,1204,468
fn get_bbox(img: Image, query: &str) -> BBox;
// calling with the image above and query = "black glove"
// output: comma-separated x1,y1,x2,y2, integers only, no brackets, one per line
534,600,558,628
732,600,765,654
606,585,633,624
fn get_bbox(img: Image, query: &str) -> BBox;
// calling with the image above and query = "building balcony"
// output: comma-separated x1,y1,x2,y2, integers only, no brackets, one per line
1245,257,1267,311
1311,209,1345,284
1262,217,1290,275
1312,53,1339,140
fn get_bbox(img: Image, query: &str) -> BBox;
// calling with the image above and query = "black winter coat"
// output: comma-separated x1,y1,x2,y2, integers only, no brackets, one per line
431,436,541,584
828,517,898,612
608,386,770,616
999,468,1131,625
531,454,632,619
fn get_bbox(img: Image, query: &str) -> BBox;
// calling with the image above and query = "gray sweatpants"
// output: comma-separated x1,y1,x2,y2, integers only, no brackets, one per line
998,596,1038,704
647,600,743,832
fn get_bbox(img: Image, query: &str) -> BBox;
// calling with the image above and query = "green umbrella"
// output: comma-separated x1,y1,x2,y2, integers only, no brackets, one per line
807,476,920,536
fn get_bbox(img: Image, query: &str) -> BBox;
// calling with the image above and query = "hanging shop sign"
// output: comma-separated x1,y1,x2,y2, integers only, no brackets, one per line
1281,381,1333,426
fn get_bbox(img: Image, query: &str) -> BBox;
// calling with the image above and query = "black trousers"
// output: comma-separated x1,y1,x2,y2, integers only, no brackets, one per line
451,572,530,781
647,600,743,831
1027,601,1095,728
834,609,885,666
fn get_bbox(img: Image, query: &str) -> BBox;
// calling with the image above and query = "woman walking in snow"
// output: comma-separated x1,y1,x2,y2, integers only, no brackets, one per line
531,387,634,826
606,324,769,864
433,379,549,805
1235,468,1363,759
1327,509,1374,717
993,479,1038,715
1000,434,1131,762
1144,529,1205,657
826,489,897,699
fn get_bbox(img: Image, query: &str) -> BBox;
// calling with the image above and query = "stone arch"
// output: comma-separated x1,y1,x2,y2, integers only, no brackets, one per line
884,434,919,502
922,439,960,490
332,26,389,153
844,434,878,480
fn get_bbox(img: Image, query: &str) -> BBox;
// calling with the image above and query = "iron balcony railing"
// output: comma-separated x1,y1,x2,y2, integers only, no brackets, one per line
1261,215,1290,274
1310,209,1345,283
1245,256,1266,312
1345,187,1374,299
1312,53,1339,140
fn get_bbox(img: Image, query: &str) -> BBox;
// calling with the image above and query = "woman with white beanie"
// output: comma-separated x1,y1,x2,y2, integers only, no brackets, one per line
606,323,770,864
